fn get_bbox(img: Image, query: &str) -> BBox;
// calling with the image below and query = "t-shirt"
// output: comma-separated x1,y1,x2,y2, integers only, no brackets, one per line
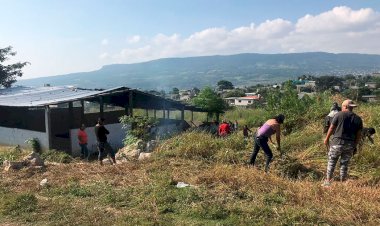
77,129,88,144
219,123,230,136
95,125,109,142
257,123,276,138
331,111,363,145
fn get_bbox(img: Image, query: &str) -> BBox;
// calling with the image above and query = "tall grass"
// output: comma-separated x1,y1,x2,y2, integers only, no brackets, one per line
1,96,380,225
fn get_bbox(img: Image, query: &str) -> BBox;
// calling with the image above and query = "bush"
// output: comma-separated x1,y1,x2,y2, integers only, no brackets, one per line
0,146,23,165
40,149,73,163
25,138,41,153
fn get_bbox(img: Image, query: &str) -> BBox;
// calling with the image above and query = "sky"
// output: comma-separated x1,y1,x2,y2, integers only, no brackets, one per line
1,0,380,79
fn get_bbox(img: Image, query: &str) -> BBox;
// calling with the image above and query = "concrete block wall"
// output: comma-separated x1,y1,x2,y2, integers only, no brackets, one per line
0,126,49,150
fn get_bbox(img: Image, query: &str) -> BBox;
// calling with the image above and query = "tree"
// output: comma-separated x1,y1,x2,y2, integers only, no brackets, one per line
315,76,343,92
0,46,29,88
192,87,228,118
217,80,234,90
224,89,245,98
171,87,179,95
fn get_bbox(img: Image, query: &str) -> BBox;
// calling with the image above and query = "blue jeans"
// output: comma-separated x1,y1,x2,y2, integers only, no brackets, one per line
249,136,273,172
79,143,89,159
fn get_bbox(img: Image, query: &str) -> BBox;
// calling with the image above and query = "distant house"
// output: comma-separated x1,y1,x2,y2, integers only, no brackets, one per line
362,95,377,102
365,82,377,89
298,92,316,99
296,81,316,93
224,95,261,107
178,88,199,101
333,86,341,91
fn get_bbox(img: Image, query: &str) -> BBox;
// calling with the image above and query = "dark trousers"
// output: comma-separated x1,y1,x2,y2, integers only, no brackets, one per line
249,136,273,172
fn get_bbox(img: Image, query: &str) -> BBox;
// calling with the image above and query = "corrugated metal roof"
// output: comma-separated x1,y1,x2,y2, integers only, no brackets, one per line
0,86,126,107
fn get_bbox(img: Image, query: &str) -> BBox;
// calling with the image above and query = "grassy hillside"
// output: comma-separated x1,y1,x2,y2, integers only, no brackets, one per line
17,52,380,90
1,103,380,225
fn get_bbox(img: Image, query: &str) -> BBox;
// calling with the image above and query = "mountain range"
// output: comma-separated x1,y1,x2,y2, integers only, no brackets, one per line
17,52,380,90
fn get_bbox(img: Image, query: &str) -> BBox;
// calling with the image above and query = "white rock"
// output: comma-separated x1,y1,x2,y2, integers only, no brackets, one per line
23,151,44,167
40,178,48,187
138,152,152,161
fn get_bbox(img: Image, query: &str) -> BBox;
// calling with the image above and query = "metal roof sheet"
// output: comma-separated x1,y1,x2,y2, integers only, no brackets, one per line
0,86,126,107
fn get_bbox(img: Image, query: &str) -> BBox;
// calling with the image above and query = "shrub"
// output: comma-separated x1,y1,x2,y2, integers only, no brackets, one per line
0,146,24,165
25,138,41,153
40,149,73,163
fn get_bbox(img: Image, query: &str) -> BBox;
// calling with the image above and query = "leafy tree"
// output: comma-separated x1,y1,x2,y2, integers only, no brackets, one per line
171,87,179,95
192,87,200,95
297,74,317,81
343,87,372,101
192,86,228,117
217,80,234,90
315,76,343,92
0,46,29,88
224,89,245,98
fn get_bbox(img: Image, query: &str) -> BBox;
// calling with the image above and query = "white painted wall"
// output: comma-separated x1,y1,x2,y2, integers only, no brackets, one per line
0,126,49,150
234,99,254,106
70,123,128,156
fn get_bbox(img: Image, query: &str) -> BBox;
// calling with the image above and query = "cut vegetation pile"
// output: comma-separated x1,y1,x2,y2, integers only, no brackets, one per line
1,103,380,225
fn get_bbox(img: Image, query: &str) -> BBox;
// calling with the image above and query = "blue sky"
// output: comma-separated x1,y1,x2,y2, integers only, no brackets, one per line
1,0,380,79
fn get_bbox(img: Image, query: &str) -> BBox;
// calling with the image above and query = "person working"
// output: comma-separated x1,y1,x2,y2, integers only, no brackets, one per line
249,114,285,172
323,99,363,186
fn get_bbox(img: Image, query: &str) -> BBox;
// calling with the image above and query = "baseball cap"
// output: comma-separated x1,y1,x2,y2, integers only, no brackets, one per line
342,99,357,108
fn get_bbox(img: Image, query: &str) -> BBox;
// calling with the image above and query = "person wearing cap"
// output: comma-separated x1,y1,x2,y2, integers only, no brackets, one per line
95,117,116,165
249,114,285,172
323,99,363,186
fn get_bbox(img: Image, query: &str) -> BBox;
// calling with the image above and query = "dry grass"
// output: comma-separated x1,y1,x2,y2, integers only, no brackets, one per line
1,104,380,225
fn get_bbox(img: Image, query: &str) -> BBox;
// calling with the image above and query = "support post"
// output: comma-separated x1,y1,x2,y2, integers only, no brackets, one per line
145,109,149,117
154,109,157,119
129,90,134,117
216,112,220,122
181,107,185,121
80,100,85,124
68,102,74,129
45,105,52,150
167,110,170,119
99,96,104,118
191,111,194,121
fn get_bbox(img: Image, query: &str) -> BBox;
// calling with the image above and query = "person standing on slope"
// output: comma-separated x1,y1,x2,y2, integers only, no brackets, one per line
323,100,363,186
218,120,231,137
249,114,285,172
95,117,116,165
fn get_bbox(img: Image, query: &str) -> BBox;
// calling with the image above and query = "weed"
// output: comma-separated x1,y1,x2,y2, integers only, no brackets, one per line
2,194,37,217
40,149,73,163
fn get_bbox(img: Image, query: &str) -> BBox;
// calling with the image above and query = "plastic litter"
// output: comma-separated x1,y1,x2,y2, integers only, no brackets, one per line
176,182,190,188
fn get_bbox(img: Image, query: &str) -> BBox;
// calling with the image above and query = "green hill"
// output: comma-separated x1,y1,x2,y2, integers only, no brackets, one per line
17,52,380,90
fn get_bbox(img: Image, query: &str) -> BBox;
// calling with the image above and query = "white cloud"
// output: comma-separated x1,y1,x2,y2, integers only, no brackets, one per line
127,35,141,44
296,6,380,33
101,39,109,45
99,52,109,59
113,6,380,63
